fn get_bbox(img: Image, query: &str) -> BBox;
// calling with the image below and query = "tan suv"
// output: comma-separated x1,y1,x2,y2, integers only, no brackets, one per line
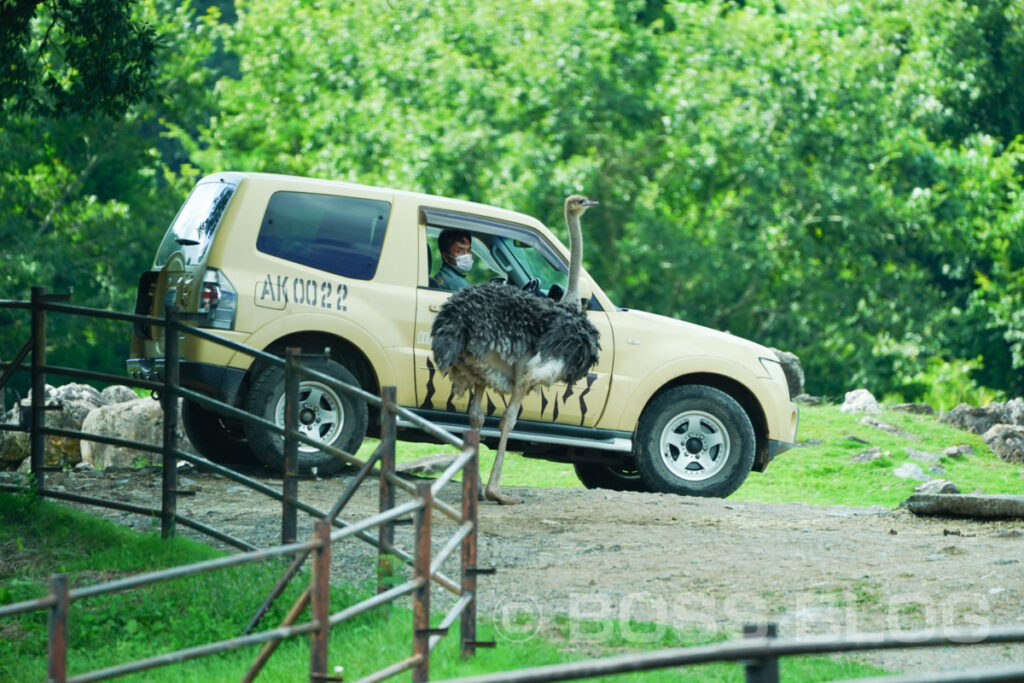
128,172,798,497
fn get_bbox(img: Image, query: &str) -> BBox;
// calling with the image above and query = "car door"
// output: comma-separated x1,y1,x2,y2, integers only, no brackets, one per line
412,210,613,429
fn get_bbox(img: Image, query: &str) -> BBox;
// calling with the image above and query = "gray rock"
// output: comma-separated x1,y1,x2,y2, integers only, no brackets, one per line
100,385,140,404
859,417,920,440
890,402,935,415
3,382,105,469
794,394,822,406
893,463,930,481
914,479,960,495
841,389,882,414
397,453,458,476
905,448,941,463
80,398,196,469
770,348,805,398
941,402,1005,435
943,444,975,458
982,424,1024,465
849,447,886,464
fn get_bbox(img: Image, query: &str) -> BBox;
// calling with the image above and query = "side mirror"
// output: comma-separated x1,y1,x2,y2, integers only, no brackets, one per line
578,278,593,307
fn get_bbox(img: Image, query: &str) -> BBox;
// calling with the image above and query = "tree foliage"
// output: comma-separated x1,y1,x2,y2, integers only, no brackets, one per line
2,0,1023,403
0,0,160,119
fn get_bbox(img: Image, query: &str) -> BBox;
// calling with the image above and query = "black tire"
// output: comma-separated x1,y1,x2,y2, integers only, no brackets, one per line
573,460,649,492
243,359,368,476
635,385,755,498
180,398,254,466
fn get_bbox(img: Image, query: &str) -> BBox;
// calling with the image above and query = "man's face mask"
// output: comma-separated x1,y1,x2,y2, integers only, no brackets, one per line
454,253,473,274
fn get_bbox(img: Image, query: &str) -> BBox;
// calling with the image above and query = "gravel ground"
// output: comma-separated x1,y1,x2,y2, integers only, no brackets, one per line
7,464,1024,678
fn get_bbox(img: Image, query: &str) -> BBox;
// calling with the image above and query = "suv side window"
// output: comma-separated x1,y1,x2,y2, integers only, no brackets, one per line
256,191,391,280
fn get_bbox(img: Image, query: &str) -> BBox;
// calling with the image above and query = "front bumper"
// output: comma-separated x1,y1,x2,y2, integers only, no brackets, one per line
126,358,247,406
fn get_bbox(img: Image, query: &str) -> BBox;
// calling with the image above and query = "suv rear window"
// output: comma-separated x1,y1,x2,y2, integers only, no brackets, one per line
155,180,236,266
256,191,391,280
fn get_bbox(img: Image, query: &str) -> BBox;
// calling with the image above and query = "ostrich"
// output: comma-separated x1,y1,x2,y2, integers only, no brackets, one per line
430,195,601,504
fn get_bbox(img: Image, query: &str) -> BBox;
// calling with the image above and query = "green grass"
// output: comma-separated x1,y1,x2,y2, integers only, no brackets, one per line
373,403,1023,508
4,403,1016,681
0,489,886,682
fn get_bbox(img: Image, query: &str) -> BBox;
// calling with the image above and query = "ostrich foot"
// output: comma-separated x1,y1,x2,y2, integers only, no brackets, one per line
484,485,522,505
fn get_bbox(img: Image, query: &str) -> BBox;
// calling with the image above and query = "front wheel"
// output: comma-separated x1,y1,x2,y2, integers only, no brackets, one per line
243,358,368,476
635,385,755,498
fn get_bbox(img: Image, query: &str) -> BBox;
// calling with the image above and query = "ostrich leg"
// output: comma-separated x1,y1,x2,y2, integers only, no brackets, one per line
485,388,525,505
467,385,485,430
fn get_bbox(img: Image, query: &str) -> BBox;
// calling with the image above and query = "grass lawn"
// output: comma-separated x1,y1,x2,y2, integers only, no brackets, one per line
3,402,1019,681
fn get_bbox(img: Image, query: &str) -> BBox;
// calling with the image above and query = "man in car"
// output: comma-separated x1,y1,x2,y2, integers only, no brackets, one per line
433,229,473,292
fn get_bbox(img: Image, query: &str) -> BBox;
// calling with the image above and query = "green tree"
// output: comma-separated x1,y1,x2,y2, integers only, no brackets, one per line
0,0,159,119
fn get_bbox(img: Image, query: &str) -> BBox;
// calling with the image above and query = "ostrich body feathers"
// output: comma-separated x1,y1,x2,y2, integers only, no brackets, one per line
431,281,601,397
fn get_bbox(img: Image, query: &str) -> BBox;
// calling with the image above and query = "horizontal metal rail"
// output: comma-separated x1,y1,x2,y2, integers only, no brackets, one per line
433,625,1024,683
34,363,162,392
432,446,476,495
328,579,422,628
356,654,424,683
69,618,321,683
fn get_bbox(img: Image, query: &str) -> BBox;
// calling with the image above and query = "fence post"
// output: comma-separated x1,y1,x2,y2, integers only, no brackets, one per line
283,348,301,545
30,285,46,493
47,573,69,683
377,386,397,595
161,293,180,540
460,429,480,659
309,519,332,682
743,623,779,683
413,481,433,683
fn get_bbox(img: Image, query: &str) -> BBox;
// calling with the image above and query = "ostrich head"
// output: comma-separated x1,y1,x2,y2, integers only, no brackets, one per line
565,194,598,217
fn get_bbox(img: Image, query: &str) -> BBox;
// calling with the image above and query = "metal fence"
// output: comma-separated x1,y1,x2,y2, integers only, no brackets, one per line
4,287,1024,682
0,286,486,682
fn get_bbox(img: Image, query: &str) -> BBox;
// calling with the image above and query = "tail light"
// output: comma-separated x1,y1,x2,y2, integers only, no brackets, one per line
197,269,237,330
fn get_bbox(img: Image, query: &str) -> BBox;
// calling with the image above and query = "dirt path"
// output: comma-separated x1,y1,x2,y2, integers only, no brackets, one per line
14,466,1024,676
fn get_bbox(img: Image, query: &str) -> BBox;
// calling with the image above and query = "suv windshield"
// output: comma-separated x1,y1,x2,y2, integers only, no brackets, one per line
155,181,236,266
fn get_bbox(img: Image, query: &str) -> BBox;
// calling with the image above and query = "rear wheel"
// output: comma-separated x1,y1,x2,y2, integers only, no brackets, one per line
573,459,648,492
635,385,755,498
243,358,368,476
180,399,254,466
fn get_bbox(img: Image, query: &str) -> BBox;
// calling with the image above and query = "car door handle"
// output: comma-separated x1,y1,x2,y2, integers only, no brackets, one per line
428,304,442,312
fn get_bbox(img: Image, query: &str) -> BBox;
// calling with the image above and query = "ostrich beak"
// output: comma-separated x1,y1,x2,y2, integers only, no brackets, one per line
582,200,599,207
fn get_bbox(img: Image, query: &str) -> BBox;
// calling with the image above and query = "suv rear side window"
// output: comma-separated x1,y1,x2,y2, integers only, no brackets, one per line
257,191,391,280
155,180,235,267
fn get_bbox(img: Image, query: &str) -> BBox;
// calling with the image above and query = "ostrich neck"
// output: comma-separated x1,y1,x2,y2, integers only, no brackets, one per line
562,210,583,311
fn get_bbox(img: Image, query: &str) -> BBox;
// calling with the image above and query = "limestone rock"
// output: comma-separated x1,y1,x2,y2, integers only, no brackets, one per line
914,479,960,495
849,447,886,464
100,385,139,404
905,448,941,463
890,403,935,415
80,398,195,469
982,424,1024,465
943,444,975,458
841,389,881,414
859,416,920,440
893,463,929,481
397,453,458,477
940,401,1022,435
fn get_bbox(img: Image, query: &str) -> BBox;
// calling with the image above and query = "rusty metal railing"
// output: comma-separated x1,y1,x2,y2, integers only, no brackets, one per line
434,621,1024,683
0,286,486,681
